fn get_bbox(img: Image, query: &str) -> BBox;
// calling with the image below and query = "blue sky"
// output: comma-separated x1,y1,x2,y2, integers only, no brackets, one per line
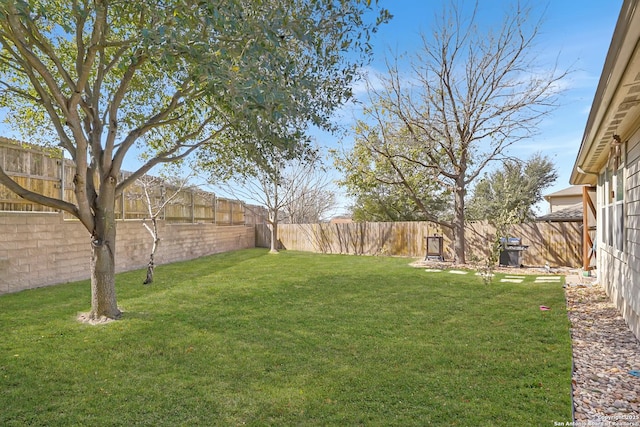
317,0,623,215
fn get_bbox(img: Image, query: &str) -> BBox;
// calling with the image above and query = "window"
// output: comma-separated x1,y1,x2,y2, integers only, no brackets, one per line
615,157,625,250
600,142,625,251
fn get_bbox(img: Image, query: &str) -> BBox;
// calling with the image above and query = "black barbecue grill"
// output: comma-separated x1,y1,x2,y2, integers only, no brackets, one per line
499,237,528,267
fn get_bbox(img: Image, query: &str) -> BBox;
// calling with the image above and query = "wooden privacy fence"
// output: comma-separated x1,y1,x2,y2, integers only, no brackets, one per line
0,138,64,212
258,220,583,268
0,137,267,225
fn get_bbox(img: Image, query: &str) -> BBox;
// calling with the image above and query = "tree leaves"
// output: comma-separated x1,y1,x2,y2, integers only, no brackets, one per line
466,153,558,224
0,0,390,198
0,0,392,246
333,125,452,222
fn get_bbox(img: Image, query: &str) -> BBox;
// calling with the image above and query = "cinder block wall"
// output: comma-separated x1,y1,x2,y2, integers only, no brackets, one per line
0,212,255,294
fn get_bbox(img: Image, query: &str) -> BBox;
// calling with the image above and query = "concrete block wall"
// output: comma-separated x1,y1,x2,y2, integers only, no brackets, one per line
0,212,255,294
116,220,255,272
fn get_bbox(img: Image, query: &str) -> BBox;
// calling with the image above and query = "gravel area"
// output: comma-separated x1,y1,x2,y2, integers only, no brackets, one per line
566,280,640,425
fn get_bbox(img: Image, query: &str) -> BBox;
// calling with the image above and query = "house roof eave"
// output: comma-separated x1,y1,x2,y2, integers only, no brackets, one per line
571,0,640,185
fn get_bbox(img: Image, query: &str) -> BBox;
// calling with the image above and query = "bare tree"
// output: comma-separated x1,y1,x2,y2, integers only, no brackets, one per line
133,173,191,285
209,151,336,252
341,1,568,263
282,166,337,224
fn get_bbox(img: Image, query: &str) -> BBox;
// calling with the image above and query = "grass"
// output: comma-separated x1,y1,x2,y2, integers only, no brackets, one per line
0,249,572,426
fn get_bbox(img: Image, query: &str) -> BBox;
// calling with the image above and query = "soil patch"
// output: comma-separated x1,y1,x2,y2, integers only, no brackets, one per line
76,312,118,325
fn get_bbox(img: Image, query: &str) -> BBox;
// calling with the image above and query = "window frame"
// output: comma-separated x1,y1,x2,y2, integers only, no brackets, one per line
599,141,626,252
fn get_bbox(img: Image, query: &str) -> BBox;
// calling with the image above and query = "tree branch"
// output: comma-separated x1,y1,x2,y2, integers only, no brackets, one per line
0,166,86,224
115,123,228,195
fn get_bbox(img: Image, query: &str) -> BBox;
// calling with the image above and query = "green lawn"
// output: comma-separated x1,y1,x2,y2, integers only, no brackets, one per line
0,249,572,426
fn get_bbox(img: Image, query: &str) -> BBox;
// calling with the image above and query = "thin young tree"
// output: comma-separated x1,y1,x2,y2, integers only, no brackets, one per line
338,1,567,263
0,0,389,319
281,163,337,224
206,147,334,253
133,172,191,285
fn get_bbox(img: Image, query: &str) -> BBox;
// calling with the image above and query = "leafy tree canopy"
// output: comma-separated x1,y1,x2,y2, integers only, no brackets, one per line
466,153,558,224
333,124,451,222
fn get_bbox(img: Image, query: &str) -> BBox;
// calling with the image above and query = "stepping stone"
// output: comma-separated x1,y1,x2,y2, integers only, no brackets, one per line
505,275,526,279
500,278,524,283
424,269,443,273
535,278,563,283
535,276,561,281
449,270,469,275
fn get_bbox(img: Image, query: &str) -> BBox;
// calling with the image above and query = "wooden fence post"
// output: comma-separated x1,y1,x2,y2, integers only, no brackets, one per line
242,202,246,225
160,184,166,220
213,194,217,225
58,158,65,204
190,189,195,223
120,171,126,219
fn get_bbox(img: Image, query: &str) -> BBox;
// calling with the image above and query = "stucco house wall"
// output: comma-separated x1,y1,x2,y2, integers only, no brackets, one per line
544,186,584,213
549,197,580,213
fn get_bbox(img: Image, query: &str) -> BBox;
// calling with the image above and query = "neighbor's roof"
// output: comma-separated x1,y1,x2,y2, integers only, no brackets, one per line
536,203,583,222
543,186,584,201
571,0,640,185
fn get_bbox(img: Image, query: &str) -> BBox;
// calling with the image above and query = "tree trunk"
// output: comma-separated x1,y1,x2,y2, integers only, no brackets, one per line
89,179,121,319
143,217,159,285
144,253,155,285
452,183,466,264
269,212,279,253
90,236,121,319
